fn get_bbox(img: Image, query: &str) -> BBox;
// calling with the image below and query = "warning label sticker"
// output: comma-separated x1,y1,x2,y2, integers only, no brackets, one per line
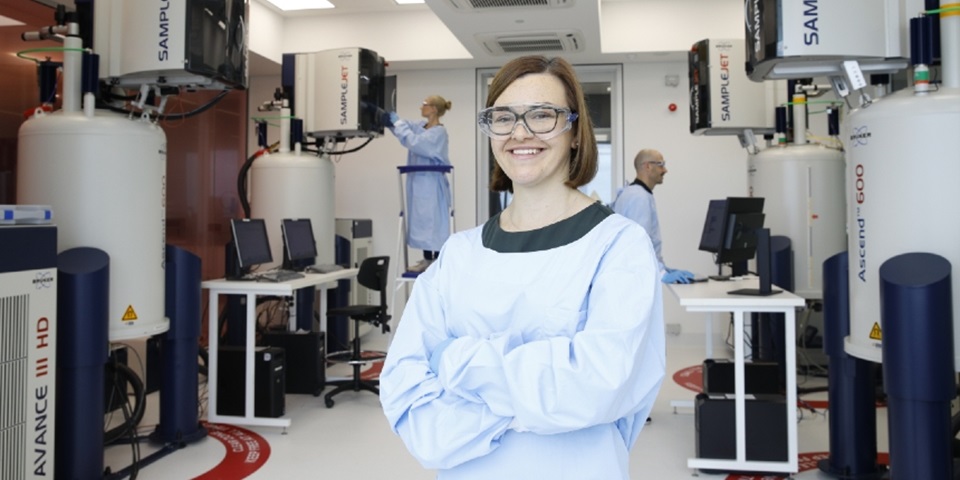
122,305,138,321
869,322,882,340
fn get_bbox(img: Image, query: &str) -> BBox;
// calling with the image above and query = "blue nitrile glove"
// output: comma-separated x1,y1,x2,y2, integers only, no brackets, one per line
663,269,695,284
381,110,399,128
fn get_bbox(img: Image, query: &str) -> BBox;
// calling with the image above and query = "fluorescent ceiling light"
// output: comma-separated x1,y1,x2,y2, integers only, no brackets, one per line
395,0,425,4
263,0,334,11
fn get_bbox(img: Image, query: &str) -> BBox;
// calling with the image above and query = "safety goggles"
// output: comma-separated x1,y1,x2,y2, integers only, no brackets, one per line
477,104,578,140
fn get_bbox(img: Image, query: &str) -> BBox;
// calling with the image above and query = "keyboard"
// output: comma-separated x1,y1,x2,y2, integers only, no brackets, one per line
257,270,305,282
307,264,345,274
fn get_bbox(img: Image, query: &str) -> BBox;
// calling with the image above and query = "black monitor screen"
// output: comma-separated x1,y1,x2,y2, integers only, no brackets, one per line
281,218,317,262
185,0,247,88
716,197,765,266
698,199,729,253
230,218,273,269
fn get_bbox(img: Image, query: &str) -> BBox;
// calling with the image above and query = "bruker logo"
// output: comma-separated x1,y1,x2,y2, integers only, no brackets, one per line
850,126,871,146
33,271,54,289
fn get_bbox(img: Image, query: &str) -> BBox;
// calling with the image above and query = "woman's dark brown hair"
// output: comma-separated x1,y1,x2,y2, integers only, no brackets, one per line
486,56,598,193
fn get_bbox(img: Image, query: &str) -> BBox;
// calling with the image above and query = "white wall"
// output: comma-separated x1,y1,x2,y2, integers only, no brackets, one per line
281,10,471,64
622,61,750,342
601,0,745,53
248,0,285,63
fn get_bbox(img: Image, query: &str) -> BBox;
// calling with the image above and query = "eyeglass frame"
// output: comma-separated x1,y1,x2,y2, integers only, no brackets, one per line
477,103,579,140
644,160,666,167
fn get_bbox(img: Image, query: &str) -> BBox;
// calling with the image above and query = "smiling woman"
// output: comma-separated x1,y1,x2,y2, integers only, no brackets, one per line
379,55,666,480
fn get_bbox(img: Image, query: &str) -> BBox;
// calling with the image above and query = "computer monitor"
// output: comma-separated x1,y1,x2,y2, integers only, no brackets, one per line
698,199,729,254
281,218,317,270
697,197,766,276
230,218,273,273
727,227,781,296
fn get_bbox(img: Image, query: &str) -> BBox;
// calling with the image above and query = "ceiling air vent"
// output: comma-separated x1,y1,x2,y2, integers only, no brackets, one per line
478,31,584,55
447,0,573,11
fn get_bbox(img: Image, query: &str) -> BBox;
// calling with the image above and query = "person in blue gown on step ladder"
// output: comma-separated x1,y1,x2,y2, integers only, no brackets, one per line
382,95,453,273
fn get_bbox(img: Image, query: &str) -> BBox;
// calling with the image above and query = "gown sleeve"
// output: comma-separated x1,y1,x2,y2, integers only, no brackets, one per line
379,254,513,470
389,120,450,165
431,225,665,435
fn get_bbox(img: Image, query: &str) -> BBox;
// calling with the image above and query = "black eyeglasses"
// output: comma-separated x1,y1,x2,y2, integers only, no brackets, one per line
478,104,578,140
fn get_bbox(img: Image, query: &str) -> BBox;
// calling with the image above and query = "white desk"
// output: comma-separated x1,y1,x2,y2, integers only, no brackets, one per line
667,277,805,475
202,269,358,428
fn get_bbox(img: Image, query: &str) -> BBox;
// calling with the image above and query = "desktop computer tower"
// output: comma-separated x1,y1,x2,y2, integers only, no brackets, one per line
332,218,374,351
335,218,374,305
217,346,285,418
261,331,325,396
702,359,781,395
695,393,788,462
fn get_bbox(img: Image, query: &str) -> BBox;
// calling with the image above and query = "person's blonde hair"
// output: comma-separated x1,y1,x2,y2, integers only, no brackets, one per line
425,95,452,116
485,56,597,193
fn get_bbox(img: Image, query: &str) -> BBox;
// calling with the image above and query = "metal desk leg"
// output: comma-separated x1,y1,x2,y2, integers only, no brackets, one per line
733,309,746,462
244,292,256,419
207,291,219,420
784,309,799,472
705,312,714,359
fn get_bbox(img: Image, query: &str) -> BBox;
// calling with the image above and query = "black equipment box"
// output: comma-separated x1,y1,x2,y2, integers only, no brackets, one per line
261,331,326,396
695,393,788,462
217,346,285,418
702,359,780,395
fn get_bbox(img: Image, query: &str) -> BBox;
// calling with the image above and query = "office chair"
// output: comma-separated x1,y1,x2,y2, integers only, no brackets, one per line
324,255,391,408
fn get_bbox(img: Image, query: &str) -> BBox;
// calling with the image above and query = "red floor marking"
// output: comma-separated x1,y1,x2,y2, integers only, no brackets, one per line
194,422,270,480
724,452,889,479
360,361,383,381
672,365,703,393
672,365,882,412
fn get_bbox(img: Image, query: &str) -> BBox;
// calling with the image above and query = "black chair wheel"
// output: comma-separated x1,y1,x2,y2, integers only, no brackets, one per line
313,388,322,397
325,397,335,408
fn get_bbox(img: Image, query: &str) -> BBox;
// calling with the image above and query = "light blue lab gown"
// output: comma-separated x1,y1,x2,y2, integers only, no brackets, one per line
389,119,451,252
380,205,665,479
611,182,665,272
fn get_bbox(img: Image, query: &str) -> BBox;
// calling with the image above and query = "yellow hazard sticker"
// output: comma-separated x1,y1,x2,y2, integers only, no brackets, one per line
122,305,138,321
869,322,882,340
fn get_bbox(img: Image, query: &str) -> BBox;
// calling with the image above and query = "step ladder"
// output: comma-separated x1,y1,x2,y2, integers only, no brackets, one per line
391,164,455,322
